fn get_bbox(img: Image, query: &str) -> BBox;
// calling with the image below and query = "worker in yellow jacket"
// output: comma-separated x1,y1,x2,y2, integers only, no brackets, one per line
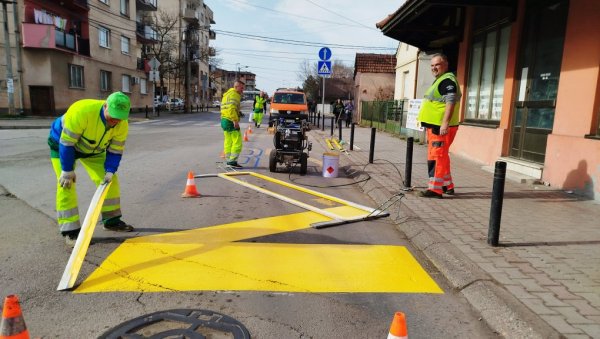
220,80,245,168
48,91,133,246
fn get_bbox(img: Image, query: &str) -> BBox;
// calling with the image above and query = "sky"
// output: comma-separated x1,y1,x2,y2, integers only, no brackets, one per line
205,0,404,95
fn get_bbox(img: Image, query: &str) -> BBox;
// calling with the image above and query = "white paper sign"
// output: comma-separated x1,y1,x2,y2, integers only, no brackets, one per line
406,99,424,131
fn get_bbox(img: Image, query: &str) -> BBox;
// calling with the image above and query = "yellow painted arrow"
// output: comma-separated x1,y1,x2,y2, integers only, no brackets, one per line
75,206,443,294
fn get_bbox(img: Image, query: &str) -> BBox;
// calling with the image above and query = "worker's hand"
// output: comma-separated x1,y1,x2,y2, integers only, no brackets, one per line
59,171,76,189
233,121,240,129
103,172,114,184
440,121,449,135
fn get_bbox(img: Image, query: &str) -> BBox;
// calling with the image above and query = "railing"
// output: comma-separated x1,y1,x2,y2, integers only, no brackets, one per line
360,99,424,139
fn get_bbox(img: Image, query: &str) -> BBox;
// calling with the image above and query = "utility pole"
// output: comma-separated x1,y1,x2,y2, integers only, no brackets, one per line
12,1,23,113
2,1,16,115
184,26,191,113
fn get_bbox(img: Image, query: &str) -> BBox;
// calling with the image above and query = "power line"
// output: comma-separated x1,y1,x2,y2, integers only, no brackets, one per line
302,0,376,30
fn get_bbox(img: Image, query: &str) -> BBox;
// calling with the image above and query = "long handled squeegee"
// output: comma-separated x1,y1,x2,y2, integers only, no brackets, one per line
57,182,111,291
197,171,389,229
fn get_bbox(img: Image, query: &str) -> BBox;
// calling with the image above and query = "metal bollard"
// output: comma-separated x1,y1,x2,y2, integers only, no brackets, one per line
338,118,343,141
488,161,507,247
350,123,355,151
369,127,376,164
404,137,414,188
317,112,320,128
330,117,334,136
145,105,148,119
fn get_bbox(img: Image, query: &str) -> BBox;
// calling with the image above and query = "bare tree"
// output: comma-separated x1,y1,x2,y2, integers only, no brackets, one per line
147,10,180,99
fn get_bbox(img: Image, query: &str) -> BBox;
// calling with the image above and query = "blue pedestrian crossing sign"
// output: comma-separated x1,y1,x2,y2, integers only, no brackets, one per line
319,47,332,61
318,60,332,75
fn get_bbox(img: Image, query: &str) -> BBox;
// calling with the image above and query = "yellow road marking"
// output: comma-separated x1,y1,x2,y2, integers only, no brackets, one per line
75,206,443,294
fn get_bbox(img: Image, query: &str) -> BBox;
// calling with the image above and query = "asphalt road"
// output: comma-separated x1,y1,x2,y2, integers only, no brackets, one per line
0,111,496,338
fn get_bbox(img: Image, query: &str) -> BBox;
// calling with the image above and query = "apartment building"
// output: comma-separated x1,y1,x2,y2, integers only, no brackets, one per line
0,0,159,115
157,0,214,107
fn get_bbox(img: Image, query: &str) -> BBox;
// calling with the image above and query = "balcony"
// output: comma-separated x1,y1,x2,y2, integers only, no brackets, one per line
136,0,157,11
183,8,198,22
21,23,90,56
208,29,216,40
136,22,158,43
208,47,216,57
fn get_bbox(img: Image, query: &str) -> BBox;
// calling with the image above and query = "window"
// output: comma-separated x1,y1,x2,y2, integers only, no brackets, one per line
121,36,130,54
120,0,129,16
99,0,109,4
100,70,112,92
465,25,511,122
69,64,84,88
140,78,147,94
122,75,131,93
99,26,110,48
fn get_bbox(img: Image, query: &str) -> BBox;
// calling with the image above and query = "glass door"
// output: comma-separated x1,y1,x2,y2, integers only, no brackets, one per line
510,0,569,163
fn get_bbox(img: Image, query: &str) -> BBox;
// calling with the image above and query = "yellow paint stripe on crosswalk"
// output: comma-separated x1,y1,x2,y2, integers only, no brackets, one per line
74,206,443,294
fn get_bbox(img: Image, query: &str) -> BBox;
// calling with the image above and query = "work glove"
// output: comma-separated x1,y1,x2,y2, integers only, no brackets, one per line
103,172,114,184
59,171,76,189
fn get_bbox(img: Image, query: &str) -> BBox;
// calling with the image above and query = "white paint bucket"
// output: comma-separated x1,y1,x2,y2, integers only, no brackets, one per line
322,152,340,178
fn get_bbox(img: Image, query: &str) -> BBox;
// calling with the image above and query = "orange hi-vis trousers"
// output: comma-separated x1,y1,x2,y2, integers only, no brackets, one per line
426,126,458,194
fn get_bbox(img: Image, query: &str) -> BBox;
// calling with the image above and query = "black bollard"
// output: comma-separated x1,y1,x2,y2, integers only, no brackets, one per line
330,117,334,136
369,127,376,164
322,113,326,131
488,161,507,247
404,137,414,188
338,118,343,141
317,112,320,128
145,105,148,118
350,123,355,151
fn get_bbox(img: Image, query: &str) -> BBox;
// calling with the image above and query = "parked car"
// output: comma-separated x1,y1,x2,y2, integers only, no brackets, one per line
212,100,221,108
153,98,164,109
167,98,184,110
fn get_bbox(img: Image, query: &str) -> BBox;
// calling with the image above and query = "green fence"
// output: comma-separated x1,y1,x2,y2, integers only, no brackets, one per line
359,99,425,142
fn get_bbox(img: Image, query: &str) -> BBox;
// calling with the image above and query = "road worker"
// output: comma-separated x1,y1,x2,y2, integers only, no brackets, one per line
252,91,267,128
220,80,245,168
417,53,461,198
48,91,134,246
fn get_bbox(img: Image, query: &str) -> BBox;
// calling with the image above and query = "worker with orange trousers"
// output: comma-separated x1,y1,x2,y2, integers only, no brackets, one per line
417,53,461,199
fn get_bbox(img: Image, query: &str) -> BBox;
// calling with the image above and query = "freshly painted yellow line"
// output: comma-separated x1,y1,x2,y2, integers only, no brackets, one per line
75,206,443,294
325,138,334,150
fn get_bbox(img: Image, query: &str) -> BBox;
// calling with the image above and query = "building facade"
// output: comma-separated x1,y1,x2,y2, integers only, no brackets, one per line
0,0,159,115
353,53,396,121
379,0,600,200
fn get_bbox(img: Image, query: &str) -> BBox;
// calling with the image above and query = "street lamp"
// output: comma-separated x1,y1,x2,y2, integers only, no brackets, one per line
235,63,249,80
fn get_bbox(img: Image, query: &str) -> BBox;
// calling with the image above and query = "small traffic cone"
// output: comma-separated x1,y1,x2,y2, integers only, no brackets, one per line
243,130,249,142
248,125,253,134
387,312,407,339
0,295,30,339
181,171,200,198
219,150,226,159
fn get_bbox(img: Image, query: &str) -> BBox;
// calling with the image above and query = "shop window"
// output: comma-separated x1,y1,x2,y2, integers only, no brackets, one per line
465,25,510,123
100,70,112,92
69,64,84,88
122,75,131,93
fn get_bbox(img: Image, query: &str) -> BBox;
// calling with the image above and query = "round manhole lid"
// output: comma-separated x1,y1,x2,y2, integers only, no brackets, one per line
99,309,251,339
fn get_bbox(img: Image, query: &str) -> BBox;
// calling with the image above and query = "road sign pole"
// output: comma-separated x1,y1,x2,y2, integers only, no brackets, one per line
321,76,325,126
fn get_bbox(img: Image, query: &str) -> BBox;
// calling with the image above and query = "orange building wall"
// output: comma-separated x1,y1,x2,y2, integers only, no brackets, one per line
543,0,600,199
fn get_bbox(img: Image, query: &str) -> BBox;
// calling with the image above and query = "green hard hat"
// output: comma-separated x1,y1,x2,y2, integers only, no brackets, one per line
106,92,131,120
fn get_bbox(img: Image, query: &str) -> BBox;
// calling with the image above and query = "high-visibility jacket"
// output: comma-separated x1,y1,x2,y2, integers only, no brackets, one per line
221,88,241,122
49,99,128,173
418,72,461,127
254,95,266,112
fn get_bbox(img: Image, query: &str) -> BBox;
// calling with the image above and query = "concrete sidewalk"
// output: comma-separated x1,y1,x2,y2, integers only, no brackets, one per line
311,123,600,339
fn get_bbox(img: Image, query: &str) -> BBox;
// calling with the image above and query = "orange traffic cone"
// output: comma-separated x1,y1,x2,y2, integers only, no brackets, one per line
248,125,253,134
220,150,226,159
181,171,201,198
0,295,29,339
387,312,407,339
243,130,249,142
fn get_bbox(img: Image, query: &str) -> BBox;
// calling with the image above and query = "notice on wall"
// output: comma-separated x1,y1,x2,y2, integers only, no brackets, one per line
6,78,14,94
406,99,424,131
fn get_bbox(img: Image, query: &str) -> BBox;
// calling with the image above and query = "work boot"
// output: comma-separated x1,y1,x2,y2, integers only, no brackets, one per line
226,161,243,169
417,190,443,199
442,186,455,195
62,230,80,247
103,220,134,232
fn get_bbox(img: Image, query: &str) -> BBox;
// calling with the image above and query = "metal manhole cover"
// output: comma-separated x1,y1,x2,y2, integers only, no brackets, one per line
99,309,251,339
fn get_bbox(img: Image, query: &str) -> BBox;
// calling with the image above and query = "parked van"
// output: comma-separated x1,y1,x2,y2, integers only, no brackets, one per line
269,89,308,122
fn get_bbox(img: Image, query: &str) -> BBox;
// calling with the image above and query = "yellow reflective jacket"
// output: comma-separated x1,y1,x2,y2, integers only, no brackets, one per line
60,99,128,157
417,72,461,126
221,88,241,122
